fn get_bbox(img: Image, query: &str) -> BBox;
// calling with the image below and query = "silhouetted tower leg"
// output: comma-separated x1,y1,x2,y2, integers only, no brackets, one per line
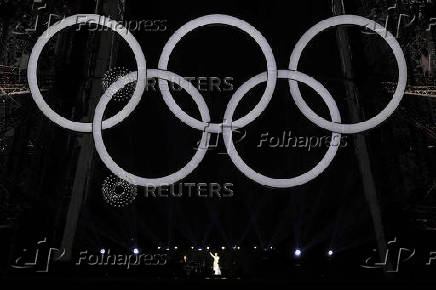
332,0,390,269
60,0,125,260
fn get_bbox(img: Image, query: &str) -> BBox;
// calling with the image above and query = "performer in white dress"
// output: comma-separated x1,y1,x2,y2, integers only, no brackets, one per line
209,252,221,275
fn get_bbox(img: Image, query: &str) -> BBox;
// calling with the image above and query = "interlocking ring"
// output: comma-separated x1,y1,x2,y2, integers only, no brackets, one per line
27,14,147,132
289,15,407,134
27,14,408,188
93,69,211,187
223,70,341,188
158,14,277,133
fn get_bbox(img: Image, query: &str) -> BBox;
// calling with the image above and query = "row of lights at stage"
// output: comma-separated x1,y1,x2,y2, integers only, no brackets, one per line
100,248,141,255
293,248,335,258
99,247,335,257
100,246,262,253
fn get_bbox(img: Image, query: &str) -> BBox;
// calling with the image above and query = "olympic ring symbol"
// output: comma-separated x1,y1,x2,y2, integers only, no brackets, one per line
27,14,407,188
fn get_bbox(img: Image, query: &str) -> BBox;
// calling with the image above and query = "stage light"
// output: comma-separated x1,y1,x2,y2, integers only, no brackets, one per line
237,246,240,250
174,246,178,250
328,250,334,257
100,249,105,254
206,246,210,250
294,249,302,257
198,248,203,251
254,246,257,249
191,246,194,250
221,246,225,250
133,248,139,254
166,247,170,251
157,246,161,250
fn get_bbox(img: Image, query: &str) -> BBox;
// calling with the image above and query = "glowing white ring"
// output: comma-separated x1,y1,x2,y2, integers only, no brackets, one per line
93,69,210,186
223,70,341,188
27,13,409,188
158,14,277,133
27,14,147,132
289,15,407,134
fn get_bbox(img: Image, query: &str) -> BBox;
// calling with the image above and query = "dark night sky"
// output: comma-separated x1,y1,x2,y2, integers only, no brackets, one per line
73,0,392,253
3,0,436,287
10,0,431,267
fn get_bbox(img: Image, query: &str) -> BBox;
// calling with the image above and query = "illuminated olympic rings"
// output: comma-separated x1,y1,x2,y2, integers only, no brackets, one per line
27,14,407,188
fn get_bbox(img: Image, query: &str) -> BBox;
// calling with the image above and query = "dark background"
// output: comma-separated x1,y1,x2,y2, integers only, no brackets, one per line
1,0,436,287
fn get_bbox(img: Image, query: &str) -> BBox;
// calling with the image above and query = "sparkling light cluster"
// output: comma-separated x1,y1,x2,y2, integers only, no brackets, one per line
102,174,137,207
102,67,136,102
